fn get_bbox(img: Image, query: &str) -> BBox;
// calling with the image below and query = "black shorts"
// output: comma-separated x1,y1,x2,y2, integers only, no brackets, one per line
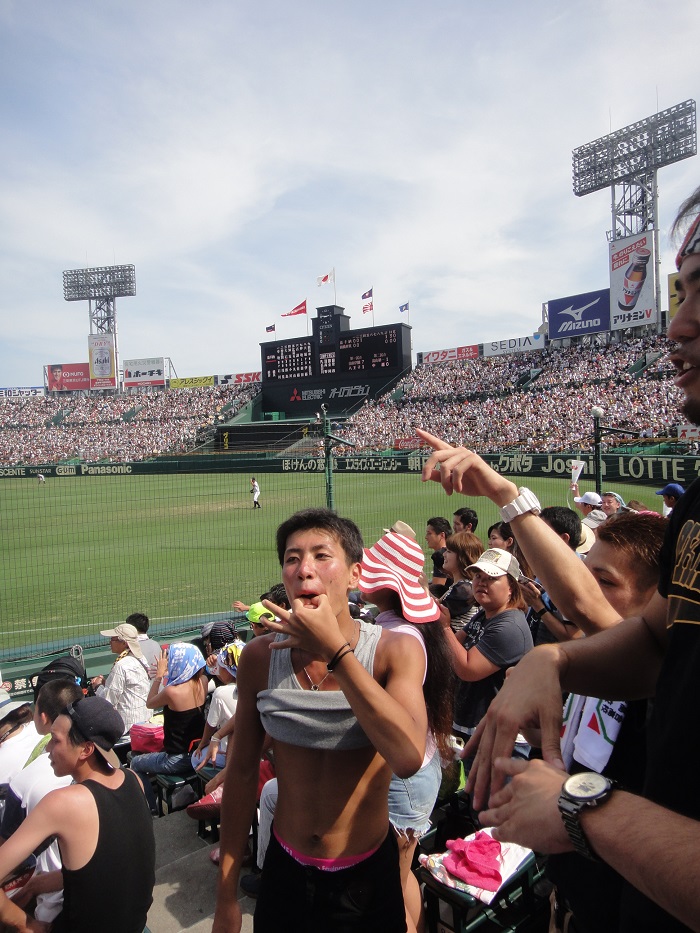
254,829,406,933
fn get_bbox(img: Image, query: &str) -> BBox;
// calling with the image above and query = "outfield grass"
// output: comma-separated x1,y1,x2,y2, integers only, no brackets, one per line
0,466,663,658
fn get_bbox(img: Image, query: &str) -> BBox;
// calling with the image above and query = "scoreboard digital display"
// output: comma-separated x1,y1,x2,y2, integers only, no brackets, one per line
262,324,407,383
338,327,400,372
264,339,315,380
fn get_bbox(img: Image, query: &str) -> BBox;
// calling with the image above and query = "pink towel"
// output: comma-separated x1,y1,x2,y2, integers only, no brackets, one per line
443,831,503,891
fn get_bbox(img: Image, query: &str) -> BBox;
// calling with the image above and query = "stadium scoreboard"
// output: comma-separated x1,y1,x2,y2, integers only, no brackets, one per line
259,305,412,415
262,308,410,383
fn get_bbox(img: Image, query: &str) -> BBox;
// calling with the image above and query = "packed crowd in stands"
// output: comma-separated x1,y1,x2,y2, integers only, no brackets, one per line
337,333,683,452
0,333,684,465
0,384,258,464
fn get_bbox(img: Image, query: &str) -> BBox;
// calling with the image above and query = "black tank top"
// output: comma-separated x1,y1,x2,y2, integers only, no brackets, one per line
163,704,204,755
53,769,155,933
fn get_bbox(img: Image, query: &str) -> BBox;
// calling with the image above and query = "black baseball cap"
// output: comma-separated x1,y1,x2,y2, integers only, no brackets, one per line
62,696,124,768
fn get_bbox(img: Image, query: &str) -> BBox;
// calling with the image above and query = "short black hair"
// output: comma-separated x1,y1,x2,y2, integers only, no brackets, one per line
427,517,452,538
540,507,581,551
276,508,364,566
453,507,478,532
36,679,83,723
261,583,290,609
126,612,149,634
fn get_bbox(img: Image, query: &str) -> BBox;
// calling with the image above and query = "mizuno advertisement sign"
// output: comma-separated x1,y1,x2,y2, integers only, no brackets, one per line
547,288,610,339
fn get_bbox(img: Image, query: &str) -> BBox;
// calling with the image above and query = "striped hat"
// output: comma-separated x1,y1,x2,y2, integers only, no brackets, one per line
359,531,440,625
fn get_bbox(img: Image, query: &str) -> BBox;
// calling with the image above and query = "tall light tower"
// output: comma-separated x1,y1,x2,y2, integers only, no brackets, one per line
63,264,136,391
572,100,696,330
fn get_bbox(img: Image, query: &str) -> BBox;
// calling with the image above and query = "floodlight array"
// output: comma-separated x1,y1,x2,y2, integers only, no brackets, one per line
63,265,136,301
572,100,696,197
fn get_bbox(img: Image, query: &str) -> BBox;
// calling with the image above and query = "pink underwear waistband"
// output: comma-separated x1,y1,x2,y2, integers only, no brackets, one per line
273,826,381,872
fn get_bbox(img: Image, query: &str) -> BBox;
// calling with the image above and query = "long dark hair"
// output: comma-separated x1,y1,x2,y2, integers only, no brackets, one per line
380,590,455,760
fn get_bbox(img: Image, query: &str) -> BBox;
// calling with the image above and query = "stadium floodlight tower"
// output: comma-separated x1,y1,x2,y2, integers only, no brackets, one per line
572,100,696,329
62,264,136,392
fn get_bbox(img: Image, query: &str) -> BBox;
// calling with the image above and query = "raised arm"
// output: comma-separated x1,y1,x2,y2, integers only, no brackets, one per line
416,429,620,635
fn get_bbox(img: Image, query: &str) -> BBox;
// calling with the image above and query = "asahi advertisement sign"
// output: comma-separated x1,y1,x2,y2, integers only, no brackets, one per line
609,231,658,331
88,335,117,389
548,288,610,339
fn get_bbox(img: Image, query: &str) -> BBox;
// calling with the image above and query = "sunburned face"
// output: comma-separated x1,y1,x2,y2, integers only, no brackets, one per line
585,540,654,618
282,529,360,618
668,253,700,425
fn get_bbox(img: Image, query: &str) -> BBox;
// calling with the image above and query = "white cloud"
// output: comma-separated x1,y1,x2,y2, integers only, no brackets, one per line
0,0,698,385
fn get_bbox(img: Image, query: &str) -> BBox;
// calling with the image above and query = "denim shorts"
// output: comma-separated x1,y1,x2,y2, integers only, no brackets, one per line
387,749,442,838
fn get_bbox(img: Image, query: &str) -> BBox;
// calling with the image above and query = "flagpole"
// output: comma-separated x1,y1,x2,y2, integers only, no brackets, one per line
372,291,375,327
333,267,337,306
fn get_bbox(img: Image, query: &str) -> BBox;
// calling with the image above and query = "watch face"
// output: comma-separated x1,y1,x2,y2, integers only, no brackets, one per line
564,772,611,801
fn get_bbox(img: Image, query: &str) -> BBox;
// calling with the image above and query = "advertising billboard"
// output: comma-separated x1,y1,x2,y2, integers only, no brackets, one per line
419,345,479,365
123,357,166,388
45,363,90,392
482,333,545,357
217,372,262,385
1,387,43,398
88,335,117,390
547,288,610,339
170,376,216,389
609,231,658,330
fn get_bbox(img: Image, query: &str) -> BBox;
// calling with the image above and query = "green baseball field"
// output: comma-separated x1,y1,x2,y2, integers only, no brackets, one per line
0,466,663,660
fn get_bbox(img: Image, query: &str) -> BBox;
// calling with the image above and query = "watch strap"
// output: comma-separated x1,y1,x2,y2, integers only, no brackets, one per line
499,487,542,523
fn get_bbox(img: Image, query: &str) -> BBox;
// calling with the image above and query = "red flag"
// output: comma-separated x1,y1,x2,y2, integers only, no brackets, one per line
363,301,373,314
282,300,307,317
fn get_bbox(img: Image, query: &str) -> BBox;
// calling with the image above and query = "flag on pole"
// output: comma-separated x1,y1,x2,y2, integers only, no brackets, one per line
361,287,373,300
363,301,373,314
282,300,307,317
317,269,335,287
399,302,409,313
265,324,276,333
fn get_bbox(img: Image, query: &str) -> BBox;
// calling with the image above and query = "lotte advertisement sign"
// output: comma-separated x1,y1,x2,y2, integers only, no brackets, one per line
609,231,658,331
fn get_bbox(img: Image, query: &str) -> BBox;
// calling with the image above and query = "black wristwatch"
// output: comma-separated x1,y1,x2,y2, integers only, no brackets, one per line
558,772,615,861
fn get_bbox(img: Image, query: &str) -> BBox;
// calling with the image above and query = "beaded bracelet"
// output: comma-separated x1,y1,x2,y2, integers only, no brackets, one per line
326,642,350,672
328,647,354,671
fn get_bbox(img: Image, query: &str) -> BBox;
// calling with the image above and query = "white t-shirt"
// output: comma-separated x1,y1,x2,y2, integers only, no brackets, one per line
10,753,71,922
0,722,41,785
206,684,238,754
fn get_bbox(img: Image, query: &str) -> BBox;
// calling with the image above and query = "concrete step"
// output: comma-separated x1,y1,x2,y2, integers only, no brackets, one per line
147,808,255,932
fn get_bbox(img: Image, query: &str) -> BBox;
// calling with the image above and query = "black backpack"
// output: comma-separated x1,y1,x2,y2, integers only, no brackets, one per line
31,648,94,700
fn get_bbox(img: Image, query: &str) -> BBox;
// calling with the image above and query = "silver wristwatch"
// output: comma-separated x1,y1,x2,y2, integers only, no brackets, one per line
558,772,615,861
499,487,541,523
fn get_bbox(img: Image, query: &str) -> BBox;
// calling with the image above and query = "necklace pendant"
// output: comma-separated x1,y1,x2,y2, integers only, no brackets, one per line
311,683,320,691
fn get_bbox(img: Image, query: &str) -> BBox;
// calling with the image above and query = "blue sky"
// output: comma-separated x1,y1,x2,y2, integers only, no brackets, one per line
1,0,698,387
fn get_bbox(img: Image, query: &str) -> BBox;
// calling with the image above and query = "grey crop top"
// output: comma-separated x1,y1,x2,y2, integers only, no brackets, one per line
257,620,381,750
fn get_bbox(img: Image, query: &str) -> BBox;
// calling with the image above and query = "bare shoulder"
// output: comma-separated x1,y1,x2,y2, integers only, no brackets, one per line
35,782,96,823
374,627,425,674
238,633,275,692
